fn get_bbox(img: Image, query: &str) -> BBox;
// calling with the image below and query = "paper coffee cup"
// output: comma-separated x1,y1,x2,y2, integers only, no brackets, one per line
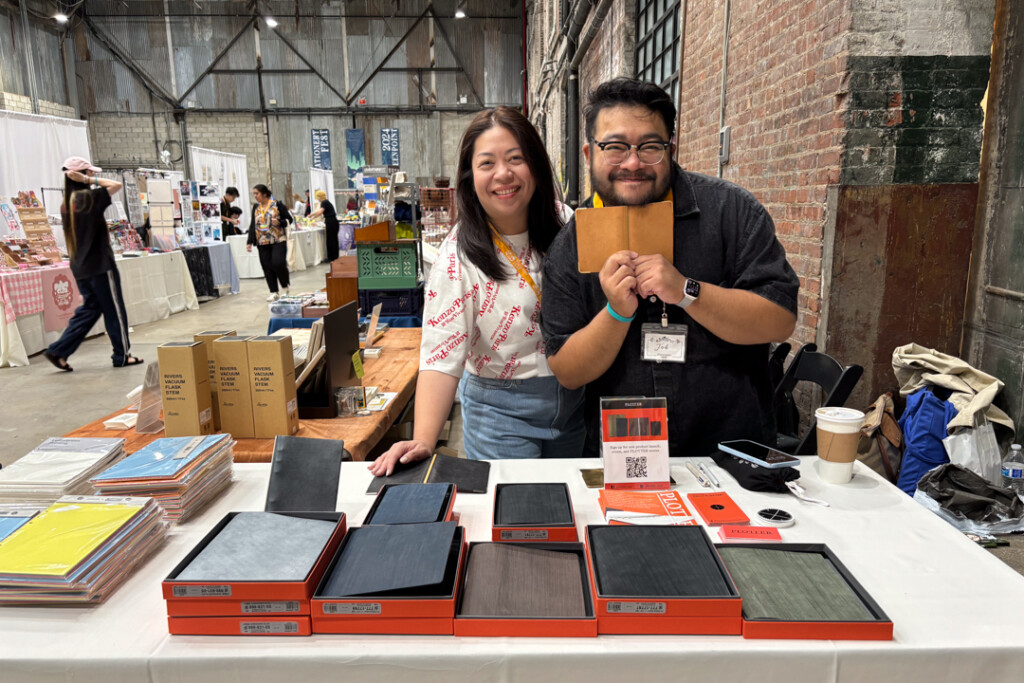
815,407,865,484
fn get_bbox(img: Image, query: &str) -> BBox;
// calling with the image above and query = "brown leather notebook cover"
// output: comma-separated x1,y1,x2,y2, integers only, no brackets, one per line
459,544,586,617
575,201,673,272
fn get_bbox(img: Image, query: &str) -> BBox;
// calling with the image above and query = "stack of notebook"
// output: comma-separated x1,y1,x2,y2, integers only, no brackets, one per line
0,438,126,504
90,435,234,523
0,495,167,603
0,507,43,543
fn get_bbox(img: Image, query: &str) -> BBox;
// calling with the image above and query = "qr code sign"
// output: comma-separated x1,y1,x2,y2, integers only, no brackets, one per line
626,456,648,479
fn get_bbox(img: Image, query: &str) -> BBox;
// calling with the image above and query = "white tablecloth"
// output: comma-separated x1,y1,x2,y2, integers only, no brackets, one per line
0,252,199,368
228,229,325,280
2,457,1024,683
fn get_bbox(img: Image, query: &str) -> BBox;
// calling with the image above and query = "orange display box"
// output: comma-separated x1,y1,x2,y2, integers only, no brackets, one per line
585,525,742,635
167,615,311,636
162,512,347,620
363,483,456,525
491,483,578,542
311,526,466,635
453,542,598,638
717,543,894,641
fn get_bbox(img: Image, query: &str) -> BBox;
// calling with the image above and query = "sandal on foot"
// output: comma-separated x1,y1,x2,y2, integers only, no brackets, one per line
116,355,145,367
43,351,73,372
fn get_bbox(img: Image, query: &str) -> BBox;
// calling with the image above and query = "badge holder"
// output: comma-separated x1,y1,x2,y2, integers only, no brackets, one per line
641,303,688,364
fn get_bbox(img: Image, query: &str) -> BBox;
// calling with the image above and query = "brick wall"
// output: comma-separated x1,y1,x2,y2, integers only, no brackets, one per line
676,0,850,348
0,92,76,118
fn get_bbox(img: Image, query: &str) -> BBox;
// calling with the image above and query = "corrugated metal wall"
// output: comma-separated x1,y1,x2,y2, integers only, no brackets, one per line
0,5,68,104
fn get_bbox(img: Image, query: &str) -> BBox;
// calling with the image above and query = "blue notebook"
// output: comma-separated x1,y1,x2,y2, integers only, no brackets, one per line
92,435,231,481
0,514,35,543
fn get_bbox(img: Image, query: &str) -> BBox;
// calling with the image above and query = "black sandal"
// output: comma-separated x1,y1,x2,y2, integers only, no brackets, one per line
116,355,145,367
43,351,73,372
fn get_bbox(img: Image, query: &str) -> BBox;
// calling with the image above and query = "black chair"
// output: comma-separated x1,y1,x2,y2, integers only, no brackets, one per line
768,342,792,395
772,343,863,455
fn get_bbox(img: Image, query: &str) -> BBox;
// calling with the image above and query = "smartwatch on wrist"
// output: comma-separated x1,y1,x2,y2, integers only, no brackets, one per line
678,278,700,309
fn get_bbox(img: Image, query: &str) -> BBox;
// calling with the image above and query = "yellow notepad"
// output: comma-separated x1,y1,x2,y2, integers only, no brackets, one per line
0,501,141,577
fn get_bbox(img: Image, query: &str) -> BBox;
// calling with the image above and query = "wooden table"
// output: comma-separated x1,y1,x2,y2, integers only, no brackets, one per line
64,327,421,462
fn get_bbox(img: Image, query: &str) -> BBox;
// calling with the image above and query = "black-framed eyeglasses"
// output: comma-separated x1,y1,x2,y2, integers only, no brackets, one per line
591,139,671,165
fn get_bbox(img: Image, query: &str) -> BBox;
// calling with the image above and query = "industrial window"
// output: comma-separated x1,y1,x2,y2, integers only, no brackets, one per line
635,0,681,105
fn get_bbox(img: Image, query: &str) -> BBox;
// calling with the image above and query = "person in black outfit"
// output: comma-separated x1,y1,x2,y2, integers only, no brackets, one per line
246,184,293,301
220,186,241,237
44,156,143,371
307,189,340,262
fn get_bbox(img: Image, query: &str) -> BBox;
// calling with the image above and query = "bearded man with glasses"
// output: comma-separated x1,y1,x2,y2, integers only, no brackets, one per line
541,77,799,459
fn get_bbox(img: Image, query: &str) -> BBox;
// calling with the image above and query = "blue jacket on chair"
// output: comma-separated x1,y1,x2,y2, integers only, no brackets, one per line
896,388,958,495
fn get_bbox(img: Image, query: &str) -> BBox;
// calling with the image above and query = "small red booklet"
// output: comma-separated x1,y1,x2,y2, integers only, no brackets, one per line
687,491,749,526
598,489,697,526
717,525,782,542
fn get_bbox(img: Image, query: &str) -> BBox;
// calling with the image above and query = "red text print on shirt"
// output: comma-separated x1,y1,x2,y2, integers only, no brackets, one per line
498,352,521,380
473,353,493,375
490,305,522,352
524,301,541,338
479,280,499,317
447,252,460,281
427,288,437,300
428,284,480,328
425,330,469,365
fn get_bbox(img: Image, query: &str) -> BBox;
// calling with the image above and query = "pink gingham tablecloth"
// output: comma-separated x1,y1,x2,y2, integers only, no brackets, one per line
0,268,50,323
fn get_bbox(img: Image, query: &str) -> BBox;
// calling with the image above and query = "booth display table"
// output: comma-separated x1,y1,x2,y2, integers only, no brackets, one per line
227,228,326,280
64,328,421,462
2,456,1024,683
0,252,199,368
180,243,241,300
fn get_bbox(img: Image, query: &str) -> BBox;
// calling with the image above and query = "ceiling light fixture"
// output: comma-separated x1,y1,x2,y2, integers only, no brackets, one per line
265,17,279,28
54,13,69,23
455,0,467,19
455,9,466,18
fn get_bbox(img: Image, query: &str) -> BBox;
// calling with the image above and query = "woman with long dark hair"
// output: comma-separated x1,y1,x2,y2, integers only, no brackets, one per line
307,189,340,262
44,157,141,371
246,184,292,301
369,107,584,474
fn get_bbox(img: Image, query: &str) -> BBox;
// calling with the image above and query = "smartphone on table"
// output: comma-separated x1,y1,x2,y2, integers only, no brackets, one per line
717,440,801,469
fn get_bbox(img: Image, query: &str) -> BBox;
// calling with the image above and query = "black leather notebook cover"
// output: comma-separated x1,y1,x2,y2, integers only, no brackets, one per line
589,526,731,597
365,483,451,525
366,453,490,494
320,522,458,597
265,436,344,512
494,484,573,526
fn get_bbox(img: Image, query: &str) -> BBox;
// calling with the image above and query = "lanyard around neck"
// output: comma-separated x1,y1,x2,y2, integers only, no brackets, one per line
489,223,541,303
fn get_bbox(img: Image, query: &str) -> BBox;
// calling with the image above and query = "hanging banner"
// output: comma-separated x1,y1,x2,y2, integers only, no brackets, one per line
345,129,366,189
42,268,82,332
380,128,400,167
312,129,332,170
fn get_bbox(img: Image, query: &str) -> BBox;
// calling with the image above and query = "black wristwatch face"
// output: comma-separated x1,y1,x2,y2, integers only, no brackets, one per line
685,279,701,298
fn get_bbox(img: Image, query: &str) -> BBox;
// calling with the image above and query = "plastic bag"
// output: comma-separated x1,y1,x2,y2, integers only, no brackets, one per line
914,463,1024,534
943,416,1002,485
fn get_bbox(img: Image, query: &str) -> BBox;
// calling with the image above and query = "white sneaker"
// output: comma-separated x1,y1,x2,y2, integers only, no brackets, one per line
266,292,279,302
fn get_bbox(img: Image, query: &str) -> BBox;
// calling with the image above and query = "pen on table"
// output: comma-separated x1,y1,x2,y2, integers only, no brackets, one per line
698,462,720,487
685,461,711,488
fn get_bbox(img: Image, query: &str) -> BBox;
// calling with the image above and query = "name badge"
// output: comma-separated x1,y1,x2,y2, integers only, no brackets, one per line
641,323,688,363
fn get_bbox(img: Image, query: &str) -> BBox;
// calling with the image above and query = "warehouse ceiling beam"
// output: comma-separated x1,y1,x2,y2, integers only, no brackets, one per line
347,4,431,105
267,27,348,106
80,11,178,108
175,16,256,106
430,6,484,107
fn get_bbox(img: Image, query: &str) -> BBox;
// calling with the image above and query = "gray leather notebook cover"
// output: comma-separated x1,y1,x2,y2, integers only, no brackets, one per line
589,525,731,597
365,483,450,525
320,521,457,597
459,544,586,617
265,436,344,512
494,484,572,526
718,547,874,621
177,512,337,582
366,453,490,494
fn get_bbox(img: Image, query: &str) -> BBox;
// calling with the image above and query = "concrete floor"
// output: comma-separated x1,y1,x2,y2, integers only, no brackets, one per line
1,263,1020,575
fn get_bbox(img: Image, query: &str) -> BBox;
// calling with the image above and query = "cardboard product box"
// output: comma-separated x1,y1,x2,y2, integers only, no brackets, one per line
585,525,742,635
715,543,894,641
363,483,456,526
213,336,256,439
163,512,347,621
247,336,299,438
312,524,466,635
453,542,598,637
157,342,214,437
492,483,578,542
194,330,236,431
167,615,312,636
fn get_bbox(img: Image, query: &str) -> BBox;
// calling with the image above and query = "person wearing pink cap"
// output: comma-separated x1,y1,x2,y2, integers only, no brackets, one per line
43,157,142,371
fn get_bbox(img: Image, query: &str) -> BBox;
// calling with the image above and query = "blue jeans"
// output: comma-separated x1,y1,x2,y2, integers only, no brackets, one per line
457,373,586,460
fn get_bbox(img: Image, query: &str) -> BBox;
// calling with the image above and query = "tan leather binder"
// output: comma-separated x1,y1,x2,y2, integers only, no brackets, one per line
575,201,674,272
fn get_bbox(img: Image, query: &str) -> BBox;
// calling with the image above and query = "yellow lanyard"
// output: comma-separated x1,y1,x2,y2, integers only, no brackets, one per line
592,189,673,208
489,223,542,303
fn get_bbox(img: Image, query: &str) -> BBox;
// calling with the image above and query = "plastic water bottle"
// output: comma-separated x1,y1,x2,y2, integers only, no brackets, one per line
1001,444,1024,493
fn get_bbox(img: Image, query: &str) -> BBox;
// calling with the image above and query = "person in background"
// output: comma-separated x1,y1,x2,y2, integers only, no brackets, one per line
369,106,584,476
307,189,340,261
292,193,306,216
44,156,143,371
304,190,312,217
228,206,243,231
220,187,241,237
246,184,292,302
